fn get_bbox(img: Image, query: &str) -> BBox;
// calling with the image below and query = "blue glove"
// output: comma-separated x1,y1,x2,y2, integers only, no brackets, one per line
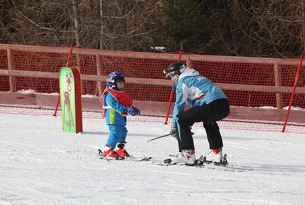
125,107,136,116
133,107,141,115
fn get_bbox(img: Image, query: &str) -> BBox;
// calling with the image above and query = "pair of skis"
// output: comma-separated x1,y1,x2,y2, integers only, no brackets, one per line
161,154,245,172
96,134,169,161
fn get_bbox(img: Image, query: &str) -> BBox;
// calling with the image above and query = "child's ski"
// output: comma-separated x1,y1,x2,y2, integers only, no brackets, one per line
98,149,152,162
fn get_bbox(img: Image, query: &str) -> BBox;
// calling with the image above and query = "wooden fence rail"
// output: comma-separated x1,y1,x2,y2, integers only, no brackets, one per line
1,43,305,131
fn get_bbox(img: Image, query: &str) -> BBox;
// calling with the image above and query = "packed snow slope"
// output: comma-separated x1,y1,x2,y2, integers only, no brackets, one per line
1,113,305,205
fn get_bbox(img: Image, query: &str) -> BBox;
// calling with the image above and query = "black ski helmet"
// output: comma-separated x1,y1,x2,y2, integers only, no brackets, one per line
163,62,186,77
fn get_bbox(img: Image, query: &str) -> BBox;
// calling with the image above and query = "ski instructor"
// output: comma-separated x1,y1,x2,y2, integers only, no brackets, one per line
163,62,230,165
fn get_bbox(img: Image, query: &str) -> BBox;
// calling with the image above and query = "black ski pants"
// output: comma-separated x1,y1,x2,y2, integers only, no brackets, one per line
176,98,230,151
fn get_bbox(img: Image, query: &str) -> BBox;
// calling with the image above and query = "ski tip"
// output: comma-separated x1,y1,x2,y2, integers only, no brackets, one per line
138,156,152,161
97,149,105,159
163,158,172,164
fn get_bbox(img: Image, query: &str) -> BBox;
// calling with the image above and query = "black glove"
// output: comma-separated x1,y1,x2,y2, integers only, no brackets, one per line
170,126,178,139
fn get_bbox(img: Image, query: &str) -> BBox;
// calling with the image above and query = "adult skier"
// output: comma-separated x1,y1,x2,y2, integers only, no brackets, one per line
163,62,230,165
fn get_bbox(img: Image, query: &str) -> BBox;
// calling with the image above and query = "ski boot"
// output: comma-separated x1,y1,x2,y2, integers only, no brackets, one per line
205,148,223,163
164,149,196,166
103,146,120,159
116,142,130,158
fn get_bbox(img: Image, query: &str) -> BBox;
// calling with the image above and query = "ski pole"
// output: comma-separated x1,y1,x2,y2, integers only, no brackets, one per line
147,133,171,142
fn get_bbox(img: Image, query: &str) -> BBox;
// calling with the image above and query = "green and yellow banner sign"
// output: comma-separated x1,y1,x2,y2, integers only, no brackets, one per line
59,67,83,133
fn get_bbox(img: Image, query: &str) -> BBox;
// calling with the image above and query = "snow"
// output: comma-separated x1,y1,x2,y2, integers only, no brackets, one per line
1,111,305,205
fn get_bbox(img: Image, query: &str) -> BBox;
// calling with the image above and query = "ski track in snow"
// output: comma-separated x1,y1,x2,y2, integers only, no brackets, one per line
0,113,305,205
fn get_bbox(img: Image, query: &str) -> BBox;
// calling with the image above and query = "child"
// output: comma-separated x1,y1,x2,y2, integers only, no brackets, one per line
99,71,140,159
